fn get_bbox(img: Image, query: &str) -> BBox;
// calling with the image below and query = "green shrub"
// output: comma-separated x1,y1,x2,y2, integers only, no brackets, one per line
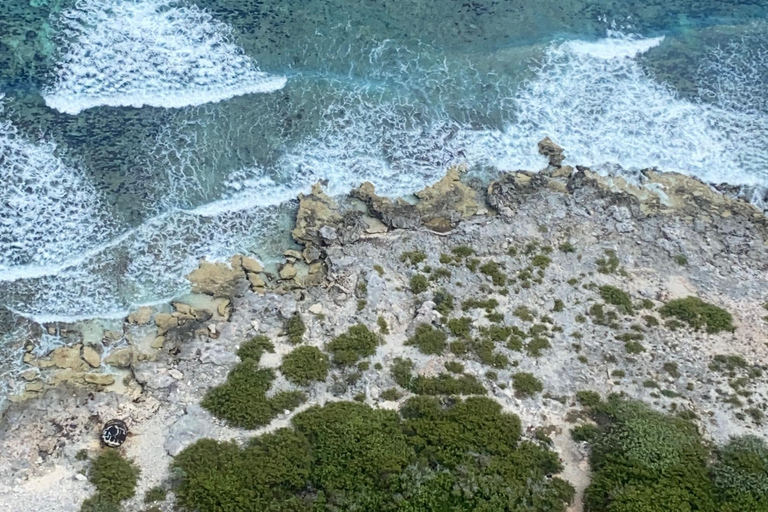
144,486,166,503
202,362,305,428
571,424,600,443
599,285,634,314
380,388,402,401
391,357,414,388
238,335,275,362
174,397,573,512
409,273,429,294
406,324,447,355
527,337,551,357
664,362,681,379
401,251,427,265
513,306,535,322
449,340,468,355
611,370,626,378
479,261,507,286
675,254,689,266
625,341,645,354
80,450,140,512
281,346,330,386
410,374,486,395
356,299,367,311
512,372,543,398
447,317,472,337
374,264,385,276
486,312,504,322
659,297,735,334
576,390,602,408
444,361,465,373
327,324,379,365
377,316,389,334
451,246,474,258
284,313,306,344
560,242,576,253
583,399,715,512
532,254,551,269
553,299,565,312
462,298,498,312
430,268,452,280
466,258,480,272
482,325,512,342
710,354,748,373
596,249,620,274
643,314,660,327
433,288,455,316
711,435,768,512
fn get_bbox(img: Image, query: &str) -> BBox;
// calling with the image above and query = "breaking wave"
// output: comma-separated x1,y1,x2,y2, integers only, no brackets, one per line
44,0,286,115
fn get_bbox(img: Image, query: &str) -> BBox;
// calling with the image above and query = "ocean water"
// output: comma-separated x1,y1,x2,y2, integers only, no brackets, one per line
1,0,767,398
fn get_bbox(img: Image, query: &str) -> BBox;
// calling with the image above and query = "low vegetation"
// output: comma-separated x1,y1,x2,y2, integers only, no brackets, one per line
659,296,735,334
173,398,574,512
80,451,140,512
326,324,379,366
405,323,447,355
281,346,330,386
284,313,306,344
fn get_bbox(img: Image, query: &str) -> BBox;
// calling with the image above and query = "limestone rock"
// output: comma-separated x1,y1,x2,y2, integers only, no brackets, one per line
248,272,266,289
353,167,478,233
309,303,323,315
279,263,298,280
82,346,101,368
292,182,366,246
84,373,115,386
239,255,264,273
155,313,178,336
50,345,89,372
19,368,40,381
103,347,133,368
538,137,565,167
25,381,44,392
186,260,243,298
127,306,153,325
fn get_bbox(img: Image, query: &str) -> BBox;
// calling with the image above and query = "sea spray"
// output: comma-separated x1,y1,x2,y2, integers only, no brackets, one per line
44,0,286,114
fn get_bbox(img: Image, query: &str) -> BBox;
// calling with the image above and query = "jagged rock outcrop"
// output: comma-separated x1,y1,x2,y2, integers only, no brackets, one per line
292,182,366,247
353,166,479,232
538,136,565,167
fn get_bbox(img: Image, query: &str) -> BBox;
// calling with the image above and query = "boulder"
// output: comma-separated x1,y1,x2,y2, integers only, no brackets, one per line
84,373,115,386
538,137,565,167
103,347,133,368
186,260,243,298
353,166,478,233
248,273,266,289
279,263,298,280
82,346,101,368
292,182,366,246
239,256,264,273
155,313,178,336
51,345,89,372
127,306,153,325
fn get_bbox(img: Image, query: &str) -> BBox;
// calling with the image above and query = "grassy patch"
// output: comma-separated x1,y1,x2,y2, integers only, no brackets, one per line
479,261,507,286
596,249,620,274
401,251,427,266
462,298,498,313
238,335,275,362
513,306,535,322
406,324,448,355
451,246,474,258
281,346,330,386
433,288,455,317
377,316,389,334
447,317,472,337
599,285,634,314
79,451,140,512
659,297,735,334
410,274,429,294
284,313,306,345
512,372,543,398
327,324,379,366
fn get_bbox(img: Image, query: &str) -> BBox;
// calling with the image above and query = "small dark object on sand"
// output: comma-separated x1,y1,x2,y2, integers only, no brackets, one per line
101,419,128,447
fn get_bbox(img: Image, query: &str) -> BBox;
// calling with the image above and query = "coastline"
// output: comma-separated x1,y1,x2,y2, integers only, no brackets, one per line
1,141,767,512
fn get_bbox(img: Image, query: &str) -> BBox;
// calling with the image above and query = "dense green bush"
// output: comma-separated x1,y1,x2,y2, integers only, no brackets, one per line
512,372,543,398
284,313,306,344
80,450,140,512
326,324,379,365
410,373,486,395
405,324,447,355
659,297,735,334
237,335,274,362
174,397,574,512
447,317,472,337
410,274,429,294
202,361,305,428
391,357,415,388
711,436,768,512
599,286,634,314
281,346,330,386
479,261,507,286
432,288,455,316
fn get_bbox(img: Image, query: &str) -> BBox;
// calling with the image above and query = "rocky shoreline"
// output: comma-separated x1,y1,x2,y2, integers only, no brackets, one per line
1,140,767,512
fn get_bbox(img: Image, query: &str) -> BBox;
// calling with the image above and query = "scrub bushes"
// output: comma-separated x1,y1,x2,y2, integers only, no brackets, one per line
326,324,379,365
80,451,139,512
281,346,329,386
659,296,735,334
405,324,447,355
173,397,574,512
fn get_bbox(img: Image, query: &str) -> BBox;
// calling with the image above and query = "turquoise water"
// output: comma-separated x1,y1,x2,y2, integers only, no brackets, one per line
1,0,767,389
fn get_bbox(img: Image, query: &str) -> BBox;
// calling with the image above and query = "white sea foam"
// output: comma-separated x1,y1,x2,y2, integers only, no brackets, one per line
506,31,768,186
0,111,114,275
44,0,286,115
